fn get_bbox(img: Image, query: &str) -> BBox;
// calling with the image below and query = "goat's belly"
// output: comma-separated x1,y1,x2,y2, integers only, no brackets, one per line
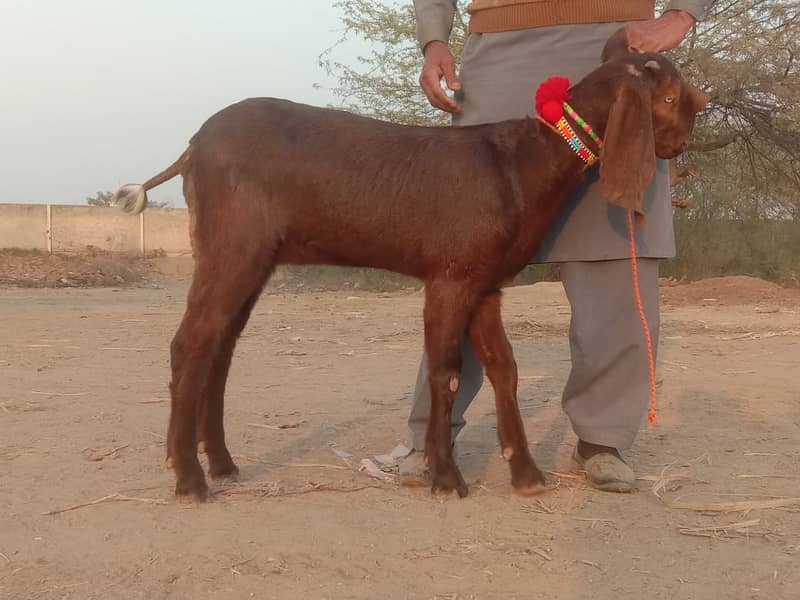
274,231,429,279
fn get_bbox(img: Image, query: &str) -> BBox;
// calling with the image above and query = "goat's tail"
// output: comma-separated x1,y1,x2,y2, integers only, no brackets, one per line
112,147,191,215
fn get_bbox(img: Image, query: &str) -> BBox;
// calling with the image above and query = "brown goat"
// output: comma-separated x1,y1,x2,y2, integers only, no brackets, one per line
114,38,709,502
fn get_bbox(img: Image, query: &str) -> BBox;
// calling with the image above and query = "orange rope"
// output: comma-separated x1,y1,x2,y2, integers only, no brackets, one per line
626,209,658,427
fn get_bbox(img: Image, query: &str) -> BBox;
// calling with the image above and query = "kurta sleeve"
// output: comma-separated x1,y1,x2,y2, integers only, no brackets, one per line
665,0,714,21
413,0,459,51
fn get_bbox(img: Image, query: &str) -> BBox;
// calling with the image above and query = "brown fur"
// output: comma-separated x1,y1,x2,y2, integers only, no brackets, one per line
120,35,708,501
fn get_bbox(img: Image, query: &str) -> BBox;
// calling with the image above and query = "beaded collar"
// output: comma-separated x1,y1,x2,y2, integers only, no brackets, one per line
534,77,603,167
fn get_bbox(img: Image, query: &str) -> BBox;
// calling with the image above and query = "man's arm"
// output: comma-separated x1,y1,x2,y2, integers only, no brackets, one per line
627,1,716,53
414,0,462,113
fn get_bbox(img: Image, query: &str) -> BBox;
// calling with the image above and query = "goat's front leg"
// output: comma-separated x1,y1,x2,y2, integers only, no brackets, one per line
423,284,473,498
469,291,546,495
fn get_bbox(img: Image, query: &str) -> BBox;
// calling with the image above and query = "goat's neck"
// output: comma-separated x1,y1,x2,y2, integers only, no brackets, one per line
510,82,617,226
502,91,611,269
564,81,613,143
516,82,614,206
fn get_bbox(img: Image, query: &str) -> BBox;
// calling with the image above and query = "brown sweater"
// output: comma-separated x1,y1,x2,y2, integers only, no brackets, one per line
413,0,711,52
467,0,655,33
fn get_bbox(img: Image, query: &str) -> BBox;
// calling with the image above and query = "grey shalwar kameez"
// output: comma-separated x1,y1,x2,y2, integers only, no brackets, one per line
408,1,711,450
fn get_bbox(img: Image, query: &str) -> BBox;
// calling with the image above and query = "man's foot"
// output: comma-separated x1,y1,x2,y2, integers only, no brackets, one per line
573,440,635,493
398,449,430,487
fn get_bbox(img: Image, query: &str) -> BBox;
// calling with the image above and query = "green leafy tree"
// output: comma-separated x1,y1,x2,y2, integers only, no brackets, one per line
319,0,467,125
86,190,115,207
669,0,800,219
86,190,171,209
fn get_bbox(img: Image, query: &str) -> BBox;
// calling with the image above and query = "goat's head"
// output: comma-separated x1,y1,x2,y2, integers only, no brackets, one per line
575,28,710,214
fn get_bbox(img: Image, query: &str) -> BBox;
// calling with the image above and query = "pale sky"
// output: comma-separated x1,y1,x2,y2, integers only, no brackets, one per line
0,1,367,207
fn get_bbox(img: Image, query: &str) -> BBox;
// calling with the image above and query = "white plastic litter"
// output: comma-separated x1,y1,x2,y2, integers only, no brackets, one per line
359,459,395,482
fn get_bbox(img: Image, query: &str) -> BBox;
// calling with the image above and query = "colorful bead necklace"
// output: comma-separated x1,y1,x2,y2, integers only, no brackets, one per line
563,102,603,149
534,77,603,167
553,110,599,165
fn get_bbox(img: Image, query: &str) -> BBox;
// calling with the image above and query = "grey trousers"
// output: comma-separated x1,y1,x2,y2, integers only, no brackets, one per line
408,259,661,451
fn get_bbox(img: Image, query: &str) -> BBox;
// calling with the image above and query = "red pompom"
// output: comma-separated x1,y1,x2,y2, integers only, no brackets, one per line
535,76,571,122
540,101,563,123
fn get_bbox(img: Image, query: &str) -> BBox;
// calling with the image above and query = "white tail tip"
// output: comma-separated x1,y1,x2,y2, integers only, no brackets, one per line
112,184,148,215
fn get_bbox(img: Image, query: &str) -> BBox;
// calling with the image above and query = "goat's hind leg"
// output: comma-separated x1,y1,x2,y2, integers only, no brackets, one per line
168,256,272,501
199,287,264,481
468,291,546,495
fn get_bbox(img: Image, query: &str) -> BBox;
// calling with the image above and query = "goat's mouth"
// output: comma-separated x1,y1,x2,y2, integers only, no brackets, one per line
656,137,691,160
656,145,687,160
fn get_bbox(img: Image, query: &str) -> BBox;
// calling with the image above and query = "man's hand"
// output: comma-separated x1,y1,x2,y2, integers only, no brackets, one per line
626,10,696,53
419,40,462,113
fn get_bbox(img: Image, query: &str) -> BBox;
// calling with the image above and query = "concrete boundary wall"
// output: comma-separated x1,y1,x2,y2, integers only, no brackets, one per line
0,204,191,255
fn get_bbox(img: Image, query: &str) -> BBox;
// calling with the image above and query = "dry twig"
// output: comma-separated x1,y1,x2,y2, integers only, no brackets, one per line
640,462,697,499
285,462,349,470
664,496,800,513
246,421,302,430
547,470,585,481
520,499,556,514
227,557,255,575
31,581,89,597
678,518,761,537
42,493,166,516
83,444,130,462
736,474,799,480
213,481,384,499
530,547,553,561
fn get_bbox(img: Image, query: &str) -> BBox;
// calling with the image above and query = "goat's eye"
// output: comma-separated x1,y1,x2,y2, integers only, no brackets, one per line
664,96,675,104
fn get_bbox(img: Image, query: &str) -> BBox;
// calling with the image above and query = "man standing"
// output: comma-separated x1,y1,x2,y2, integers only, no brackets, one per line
402,0,712,492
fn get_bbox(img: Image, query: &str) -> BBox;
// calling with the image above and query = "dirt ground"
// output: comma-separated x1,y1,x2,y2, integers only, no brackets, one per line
0,249,162,289
1,261,799,600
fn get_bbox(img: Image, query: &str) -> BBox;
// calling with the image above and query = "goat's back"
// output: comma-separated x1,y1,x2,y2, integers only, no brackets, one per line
184,98,528,280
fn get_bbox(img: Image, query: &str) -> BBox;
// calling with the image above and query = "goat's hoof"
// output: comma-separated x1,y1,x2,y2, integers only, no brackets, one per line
430,466,469,498
175,478,209,502
510,458,547,496
174,460,209,502
208,452,239,482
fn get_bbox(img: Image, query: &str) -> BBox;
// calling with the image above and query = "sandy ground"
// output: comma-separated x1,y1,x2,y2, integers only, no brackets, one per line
1,272,799,600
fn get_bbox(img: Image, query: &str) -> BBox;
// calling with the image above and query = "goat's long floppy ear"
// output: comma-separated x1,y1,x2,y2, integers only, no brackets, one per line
601,27,634,62
599,81,656,219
